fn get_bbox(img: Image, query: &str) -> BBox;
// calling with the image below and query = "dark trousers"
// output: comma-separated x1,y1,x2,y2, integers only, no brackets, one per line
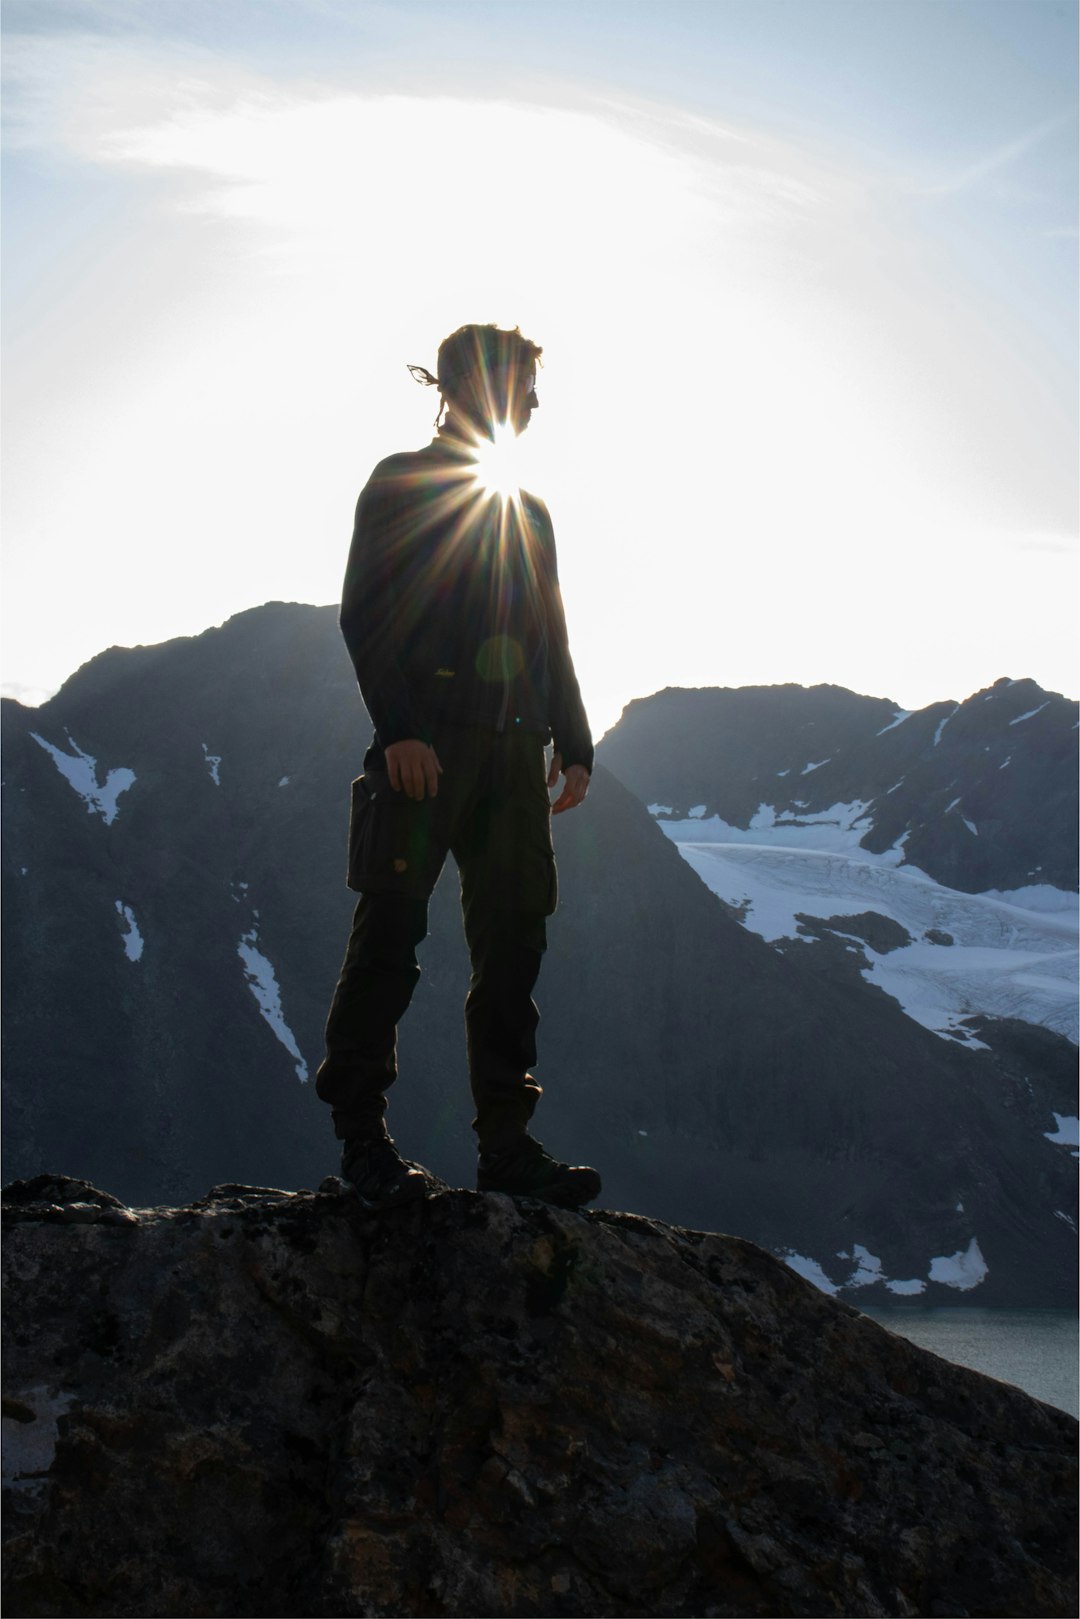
315,727,556,1149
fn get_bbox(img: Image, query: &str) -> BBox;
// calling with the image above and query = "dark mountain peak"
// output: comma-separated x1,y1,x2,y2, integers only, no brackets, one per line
24,602,340,729
4,1178,1076,1619
599,676,1078,893
948,674,1074,729
986,673,1059,696
609,680,899,735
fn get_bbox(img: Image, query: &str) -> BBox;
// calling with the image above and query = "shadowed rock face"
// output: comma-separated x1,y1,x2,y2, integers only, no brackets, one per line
3,1177,1076,1619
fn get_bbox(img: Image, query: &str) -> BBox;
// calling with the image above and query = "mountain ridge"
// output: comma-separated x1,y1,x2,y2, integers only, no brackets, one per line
3,603,1075,1305
598,676,1078,895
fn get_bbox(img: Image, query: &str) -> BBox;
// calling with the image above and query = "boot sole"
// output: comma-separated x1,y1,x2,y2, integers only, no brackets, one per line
345,1174,433,1212
477,1172,602,1209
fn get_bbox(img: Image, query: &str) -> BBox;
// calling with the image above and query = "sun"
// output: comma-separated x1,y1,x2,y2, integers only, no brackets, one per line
469,424,525,502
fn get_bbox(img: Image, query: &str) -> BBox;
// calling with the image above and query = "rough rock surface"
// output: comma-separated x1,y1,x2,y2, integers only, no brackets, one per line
3,1176,1076,1619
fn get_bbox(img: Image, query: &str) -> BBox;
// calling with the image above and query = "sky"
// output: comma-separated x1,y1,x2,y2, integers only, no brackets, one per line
3,0,1077,738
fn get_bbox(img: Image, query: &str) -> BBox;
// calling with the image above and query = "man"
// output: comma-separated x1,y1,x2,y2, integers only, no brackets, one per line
315,323,601,1211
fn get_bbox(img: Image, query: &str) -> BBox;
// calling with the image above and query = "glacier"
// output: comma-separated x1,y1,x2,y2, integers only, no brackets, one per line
654,805,1078,1045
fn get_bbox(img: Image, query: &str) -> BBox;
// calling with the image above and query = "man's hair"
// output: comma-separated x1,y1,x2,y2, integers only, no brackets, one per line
436,323,543,399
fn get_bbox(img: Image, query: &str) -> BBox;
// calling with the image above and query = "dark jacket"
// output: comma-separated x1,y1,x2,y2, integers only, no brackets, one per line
340,433,594,772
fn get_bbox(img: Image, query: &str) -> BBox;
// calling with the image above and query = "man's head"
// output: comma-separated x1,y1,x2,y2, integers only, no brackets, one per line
437,323,542,439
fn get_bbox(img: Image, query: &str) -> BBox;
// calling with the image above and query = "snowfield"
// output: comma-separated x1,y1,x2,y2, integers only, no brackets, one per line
237,925,309,1082
655,803,1078,1046
31,733,136,825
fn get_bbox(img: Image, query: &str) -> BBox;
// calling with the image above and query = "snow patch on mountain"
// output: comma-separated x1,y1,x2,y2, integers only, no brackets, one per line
929,1239,989,1292
237,927,309,1082
115,902,143,963
31,733,136,825
201,744,222,786
1010,702,1049,726
836,1244,883,1287
933,709,958,746
782,1241,982,1297
877,710,912,735
1044,1113,1079,1146
780,1251,839,1294
801,758,831,775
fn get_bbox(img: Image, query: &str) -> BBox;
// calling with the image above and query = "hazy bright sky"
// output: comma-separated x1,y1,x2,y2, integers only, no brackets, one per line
3,0,1077,737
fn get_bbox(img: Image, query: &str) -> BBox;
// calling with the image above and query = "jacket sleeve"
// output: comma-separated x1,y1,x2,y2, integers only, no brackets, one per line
339,461,431,747
531,498,594,774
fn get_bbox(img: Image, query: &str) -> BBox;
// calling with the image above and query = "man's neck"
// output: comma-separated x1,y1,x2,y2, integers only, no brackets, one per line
440,410,495,445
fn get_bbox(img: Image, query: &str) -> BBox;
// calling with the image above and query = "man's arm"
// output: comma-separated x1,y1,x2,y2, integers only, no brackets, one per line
340,461,431,753
525,496,593,812
547,753,590,814
385,739,442,800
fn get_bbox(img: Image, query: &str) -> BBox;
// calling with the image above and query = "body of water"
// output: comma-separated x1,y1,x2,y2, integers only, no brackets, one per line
859,1306,1078,1417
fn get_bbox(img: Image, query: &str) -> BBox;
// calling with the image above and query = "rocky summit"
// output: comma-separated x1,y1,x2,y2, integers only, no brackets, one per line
3,1176,1076,1619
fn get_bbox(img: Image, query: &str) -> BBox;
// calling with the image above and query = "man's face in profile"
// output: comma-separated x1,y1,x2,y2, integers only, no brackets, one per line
455,359,537,439
506,365,538,437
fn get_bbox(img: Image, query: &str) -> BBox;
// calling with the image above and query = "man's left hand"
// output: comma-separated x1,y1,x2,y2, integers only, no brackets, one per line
547,753,590,814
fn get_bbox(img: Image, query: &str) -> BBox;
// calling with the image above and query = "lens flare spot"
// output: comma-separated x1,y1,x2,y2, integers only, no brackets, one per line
469,425,525,501
476,635,524,682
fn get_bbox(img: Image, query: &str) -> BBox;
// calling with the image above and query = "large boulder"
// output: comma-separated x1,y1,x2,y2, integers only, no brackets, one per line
3,1176,1076,1618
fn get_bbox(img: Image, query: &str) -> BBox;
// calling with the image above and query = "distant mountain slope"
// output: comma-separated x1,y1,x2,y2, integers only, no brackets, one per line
597,677,1078,1061
2,606,1075,1304
598,680,1078,894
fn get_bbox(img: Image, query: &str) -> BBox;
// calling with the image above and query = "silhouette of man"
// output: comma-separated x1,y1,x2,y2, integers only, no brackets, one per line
316,323,601,1210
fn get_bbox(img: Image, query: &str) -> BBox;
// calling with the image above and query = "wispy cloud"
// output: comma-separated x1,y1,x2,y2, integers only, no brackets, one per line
911,109,1075,199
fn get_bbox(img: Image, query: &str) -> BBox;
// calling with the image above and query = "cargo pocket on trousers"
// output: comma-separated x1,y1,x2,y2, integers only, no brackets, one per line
347,771,441,897
523,784,558,918
541,849,558,917
346,775,374,892
523,818,558,917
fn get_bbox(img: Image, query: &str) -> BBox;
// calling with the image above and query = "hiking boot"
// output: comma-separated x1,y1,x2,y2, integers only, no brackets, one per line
477,1134,602,1209
341,1134,432,1211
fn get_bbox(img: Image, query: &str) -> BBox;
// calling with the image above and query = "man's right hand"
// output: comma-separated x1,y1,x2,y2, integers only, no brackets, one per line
384,740,443,801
